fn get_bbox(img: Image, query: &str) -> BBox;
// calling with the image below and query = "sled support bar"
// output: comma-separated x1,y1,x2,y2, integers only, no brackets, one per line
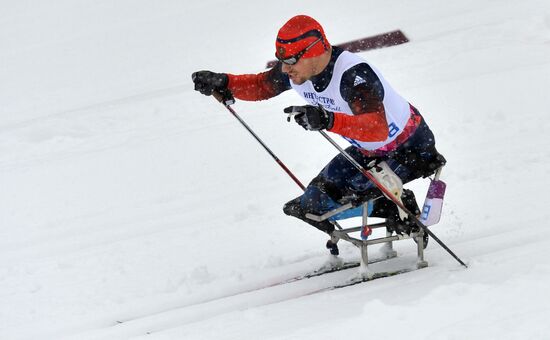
305,203,355,222
321,201,428,278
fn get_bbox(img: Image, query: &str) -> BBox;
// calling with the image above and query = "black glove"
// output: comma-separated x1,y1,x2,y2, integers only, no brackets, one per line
192,71,235,105
192,71,229,96
284,105,334,131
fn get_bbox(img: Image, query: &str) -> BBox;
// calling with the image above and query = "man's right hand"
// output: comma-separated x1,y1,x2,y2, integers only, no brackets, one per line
191,71,229,96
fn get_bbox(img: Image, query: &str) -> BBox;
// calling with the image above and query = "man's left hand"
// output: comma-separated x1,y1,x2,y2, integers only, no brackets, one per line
284,105,334,131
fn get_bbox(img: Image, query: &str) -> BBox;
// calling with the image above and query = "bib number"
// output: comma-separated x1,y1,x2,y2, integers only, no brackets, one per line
388,122,400,138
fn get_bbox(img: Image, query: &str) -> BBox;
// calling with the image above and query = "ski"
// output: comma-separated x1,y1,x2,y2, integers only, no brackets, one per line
270,261,360,286
268,254,396,288
306,266,421,295
333,267,417,289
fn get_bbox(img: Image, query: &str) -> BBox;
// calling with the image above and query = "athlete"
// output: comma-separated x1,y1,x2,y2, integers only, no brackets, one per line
192,15,445,243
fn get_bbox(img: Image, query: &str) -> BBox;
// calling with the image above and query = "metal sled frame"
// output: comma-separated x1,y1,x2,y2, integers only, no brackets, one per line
306,203,428,279
304,167,445,279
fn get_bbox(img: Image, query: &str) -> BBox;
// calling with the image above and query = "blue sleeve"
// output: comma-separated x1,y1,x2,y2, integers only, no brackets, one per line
340,63,385,114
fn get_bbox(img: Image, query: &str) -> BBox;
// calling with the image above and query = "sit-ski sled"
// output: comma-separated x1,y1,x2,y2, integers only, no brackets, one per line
211,93,467,288
304,160,448,284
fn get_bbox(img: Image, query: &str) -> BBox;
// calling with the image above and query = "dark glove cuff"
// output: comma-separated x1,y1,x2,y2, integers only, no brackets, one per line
325,110,335,130
218,73,229,89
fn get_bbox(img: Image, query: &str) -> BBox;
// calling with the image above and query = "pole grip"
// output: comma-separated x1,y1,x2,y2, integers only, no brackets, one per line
212,90,235,106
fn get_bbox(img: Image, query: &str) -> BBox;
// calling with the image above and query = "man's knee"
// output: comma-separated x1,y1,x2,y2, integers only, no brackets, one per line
283,197,302,217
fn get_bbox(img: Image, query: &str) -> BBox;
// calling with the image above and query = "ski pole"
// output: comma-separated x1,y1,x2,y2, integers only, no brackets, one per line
318,130,468,268
210,93,346,232
212,91,306,190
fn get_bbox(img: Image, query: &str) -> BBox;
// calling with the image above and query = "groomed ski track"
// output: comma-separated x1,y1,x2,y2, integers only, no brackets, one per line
68,218,548,339
75,253,433,339
2,1,550,339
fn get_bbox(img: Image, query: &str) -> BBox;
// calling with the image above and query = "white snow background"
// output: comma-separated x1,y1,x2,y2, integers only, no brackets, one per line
1,0,550,339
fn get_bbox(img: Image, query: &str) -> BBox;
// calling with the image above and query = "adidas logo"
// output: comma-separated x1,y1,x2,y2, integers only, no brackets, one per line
354,75,366,86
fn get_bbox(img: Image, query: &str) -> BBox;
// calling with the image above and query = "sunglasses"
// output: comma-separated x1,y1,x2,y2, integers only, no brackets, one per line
276,30,325,65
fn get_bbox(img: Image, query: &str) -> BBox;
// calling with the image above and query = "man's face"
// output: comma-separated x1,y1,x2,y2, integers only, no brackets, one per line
281,57,319,85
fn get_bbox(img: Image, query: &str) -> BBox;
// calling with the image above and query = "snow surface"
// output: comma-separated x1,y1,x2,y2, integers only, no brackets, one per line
1,1,550,339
